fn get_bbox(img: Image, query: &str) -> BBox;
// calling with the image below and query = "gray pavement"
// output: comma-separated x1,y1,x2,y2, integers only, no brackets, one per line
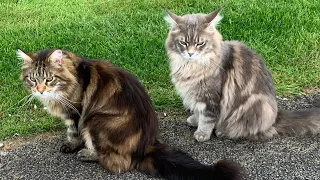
1,94,320,180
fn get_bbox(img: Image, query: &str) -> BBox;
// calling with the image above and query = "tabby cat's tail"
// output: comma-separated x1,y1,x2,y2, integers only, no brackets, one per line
137,142,244,180
274,101,320,135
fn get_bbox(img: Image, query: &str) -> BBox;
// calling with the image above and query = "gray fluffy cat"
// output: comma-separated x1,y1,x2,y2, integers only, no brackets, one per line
165,8,320,142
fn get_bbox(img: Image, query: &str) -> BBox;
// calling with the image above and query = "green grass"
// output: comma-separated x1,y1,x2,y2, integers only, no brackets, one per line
0,0,319,139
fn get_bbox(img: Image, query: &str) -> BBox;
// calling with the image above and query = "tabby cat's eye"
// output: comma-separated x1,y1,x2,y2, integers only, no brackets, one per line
46,77,53,82
179,40,188,46
196,42,206,47
29,77,36,82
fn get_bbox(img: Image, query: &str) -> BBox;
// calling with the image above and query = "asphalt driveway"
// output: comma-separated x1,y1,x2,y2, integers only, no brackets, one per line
1,94,319,180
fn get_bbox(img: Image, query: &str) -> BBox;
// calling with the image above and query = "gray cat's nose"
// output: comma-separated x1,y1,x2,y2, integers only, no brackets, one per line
188,53,194,57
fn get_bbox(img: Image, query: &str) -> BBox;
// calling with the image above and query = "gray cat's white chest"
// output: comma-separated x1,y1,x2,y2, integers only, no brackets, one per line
171,76,202,111
169,54,219,111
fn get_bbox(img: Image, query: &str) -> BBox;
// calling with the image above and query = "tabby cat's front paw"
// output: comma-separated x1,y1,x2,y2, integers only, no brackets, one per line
77,149,98,162
194,130,211,142
60,142,80,153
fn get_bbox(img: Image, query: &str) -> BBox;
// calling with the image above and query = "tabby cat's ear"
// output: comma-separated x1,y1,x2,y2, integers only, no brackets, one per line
205,7,223,28
17,49,33,64
48,49,64,66
164,9,180,29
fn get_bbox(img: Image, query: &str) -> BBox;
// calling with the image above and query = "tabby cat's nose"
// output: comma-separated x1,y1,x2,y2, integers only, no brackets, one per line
37,85,46,94
38,89,45,94
188,53,194,57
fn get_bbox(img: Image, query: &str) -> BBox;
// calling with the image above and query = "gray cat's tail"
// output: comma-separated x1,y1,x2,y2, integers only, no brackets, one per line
274,101,320,135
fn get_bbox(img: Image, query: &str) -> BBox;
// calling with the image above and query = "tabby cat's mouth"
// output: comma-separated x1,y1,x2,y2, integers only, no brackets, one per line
33,91,53,98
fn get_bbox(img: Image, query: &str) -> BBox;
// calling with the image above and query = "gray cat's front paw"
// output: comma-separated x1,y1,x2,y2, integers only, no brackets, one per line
187,115,198,127
215,131,224,137
194,130,211,142
77,149,98,162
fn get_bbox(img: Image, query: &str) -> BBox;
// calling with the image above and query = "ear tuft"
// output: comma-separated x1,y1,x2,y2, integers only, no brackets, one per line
49,49,64,65
16,49,23,60
205,7,223,28
164,15,175,28
17,49,33,64
164,9,180,29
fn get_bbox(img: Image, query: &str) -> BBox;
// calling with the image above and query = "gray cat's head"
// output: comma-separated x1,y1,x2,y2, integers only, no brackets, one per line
165,8,223,64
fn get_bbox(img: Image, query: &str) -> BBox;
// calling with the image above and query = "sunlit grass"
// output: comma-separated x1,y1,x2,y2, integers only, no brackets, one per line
0,0,319,139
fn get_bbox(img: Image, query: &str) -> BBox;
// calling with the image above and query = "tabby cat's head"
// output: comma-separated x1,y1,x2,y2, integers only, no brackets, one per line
17,49,77,100
165,8,223,64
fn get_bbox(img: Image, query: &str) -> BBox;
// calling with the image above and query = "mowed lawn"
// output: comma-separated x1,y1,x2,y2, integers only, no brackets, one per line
0,0,319,139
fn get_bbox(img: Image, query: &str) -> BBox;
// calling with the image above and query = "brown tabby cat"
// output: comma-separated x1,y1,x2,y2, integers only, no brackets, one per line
17,48,243,180
165,8,320,142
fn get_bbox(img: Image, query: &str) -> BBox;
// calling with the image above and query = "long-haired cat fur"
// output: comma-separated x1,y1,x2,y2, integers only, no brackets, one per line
165,8,320,142
17,48,243,180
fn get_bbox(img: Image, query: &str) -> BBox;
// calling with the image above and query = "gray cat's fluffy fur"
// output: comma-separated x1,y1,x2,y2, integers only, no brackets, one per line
165,8,320,141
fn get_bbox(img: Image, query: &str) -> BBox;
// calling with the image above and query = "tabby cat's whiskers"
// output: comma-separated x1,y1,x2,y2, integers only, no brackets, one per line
21,94,35,107
0,94,33,116
22,95,35,106
53,95,80,116
57,94,81,104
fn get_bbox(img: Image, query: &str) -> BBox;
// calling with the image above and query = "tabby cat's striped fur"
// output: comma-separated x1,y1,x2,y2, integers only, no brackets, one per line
18,49,243,180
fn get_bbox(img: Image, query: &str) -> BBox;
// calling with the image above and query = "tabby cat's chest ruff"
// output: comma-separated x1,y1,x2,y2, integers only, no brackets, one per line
41,99,81,120
40,99,66,119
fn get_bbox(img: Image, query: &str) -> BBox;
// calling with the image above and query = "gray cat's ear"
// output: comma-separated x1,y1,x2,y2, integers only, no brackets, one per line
17,49,33,64
205,7,223,28
48,49,64,66
164,9,180,28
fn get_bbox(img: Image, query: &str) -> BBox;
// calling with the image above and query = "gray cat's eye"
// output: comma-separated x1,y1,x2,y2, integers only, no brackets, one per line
196,42,206,47
178,40,188,46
